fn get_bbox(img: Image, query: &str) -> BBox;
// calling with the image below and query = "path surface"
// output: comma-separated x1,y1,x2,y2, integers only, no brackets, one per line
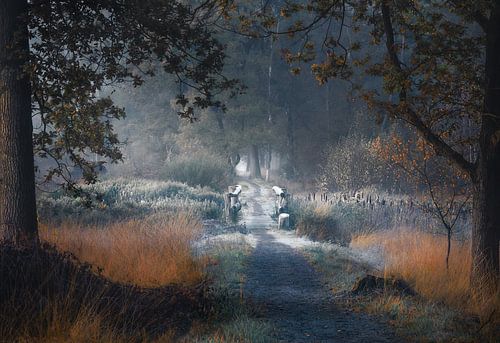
238,179,401,343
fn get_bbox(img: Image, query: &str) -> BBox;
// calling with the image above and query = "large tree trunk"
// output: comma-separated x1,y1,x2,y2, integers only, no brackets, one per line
471,3,500,290
0,0,38,246
248,145,262,179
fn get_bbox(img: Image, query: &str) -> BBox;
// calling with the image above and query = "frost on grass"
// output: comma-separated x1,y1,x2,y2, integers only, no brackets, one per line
195,230,258,255
38,178,224,224
288,187,471,247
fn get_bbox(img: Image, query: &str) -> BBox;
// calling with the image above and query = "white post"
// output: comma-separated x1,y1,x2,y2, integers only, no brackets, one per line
227,185,242,215
278,213,290,229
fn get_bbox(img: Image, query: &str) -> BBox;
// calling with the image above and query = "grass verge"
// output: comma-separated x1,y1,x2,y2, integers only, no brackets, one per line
186,237,274,343
351,229,499,342
0,243,210,342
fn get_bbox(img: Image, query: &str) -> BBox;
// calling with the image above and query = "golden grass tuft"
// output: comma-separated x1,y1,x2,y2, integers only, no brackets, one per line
40,212,205,287
351,229,499,324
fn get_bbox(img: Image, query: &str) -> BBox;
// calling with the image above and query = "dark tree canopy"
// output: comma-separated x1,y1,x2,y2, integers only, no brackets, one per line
27,0,240,188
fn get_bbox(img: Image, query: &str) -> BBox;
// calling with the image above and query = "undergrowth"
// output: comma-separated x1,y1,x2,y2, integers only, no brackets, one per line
288,190,470,245
161,153,233,192
288,199,374,244
0,242,210,342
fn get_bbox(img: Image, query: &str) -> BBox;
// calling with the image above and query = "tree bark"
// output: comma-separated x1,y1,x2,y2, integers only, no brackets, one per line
248,145,261,179
0,0,38,246
286,105,296,178
471,2,500,289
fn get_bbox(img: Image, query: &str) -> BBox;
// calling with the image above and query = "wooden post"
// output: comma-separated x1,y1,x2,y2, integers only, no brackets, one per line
278,213,290,229
226,185,242,216
226,185,241,215
272,186,288,215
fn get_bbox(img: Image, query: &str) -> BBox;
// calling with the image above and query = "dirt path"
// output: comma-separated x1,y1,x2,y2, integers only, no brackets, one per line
238,179,401,343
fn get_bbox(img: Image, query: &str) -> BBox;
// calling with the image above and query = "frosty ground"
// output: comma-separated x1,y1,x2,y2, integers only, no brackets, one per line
198,179,400,342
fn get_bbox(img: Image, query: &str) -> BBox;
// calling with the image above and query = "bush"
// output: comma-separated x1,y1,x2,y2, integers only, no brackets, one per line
161,153,232,192
289,199,371,244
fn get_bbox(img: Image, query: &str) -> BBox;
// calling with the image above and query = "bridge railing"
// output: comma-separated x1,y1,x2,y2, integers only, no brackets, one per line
273,186,290,229
225,185,242,216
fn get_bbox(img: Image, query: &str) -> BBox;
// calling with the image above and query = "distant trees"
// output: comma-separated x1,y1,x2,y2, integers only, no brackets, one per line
184,12,364,180
319,133,387,192
227,0,499,288
0,0,236,246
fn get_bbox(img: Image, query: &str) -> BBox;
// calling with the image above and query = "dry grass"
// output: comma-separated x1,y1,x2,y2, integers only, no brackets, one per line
19,309,130,343
352,229,471,304
351,229,499,337
1,212,212,342
40,212,205,287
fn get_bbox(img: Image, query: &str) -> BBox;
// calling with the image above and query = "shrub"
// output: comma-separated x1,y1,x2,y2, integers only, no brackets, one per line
161,153,232,191
289,200,343,243
288,198,385,244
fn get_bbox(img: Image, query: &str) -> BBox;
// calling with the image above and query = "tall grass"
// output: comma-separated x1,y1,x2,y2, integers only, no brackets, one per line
351,229,499,331
289,199,383,244
41,212,205,287
1,213,211,342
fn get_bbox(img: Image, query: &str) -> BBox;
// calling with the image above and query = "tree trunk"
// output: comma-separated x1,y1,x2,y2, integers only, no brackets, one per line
0,0,38,246
286,105,295,178
471,3,500,290
265,144,272,181
248,145,261,179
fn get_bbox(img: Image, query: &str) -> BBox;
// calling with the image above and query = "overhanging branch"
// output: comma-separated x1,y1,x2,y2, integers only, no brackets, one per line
380,2,477,178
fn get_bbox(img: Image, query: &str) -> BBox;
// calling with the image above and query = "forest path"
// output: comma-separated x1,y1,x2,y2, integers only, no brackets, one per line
237,178,401,343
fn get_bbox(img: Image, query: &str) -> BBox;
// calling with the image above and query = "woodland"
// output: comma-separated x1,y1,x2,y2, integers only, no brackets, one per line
0,0,499,342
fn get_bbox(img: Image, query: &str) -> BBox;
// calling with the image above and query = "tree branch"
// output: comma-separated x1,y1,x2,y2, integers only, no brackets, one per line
380,2,476,177
406,107,476,176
